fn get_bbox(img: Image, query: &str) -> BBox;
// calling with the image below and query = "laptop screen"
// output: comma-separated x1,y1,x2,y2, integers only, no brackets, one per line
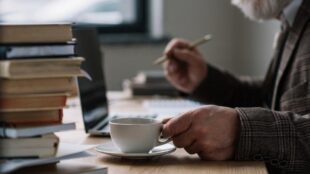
73,27,109,132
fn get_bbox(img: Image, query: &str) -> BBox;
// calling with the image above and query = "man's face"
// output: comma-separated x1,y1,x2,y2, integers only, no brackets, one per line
232,0,292,21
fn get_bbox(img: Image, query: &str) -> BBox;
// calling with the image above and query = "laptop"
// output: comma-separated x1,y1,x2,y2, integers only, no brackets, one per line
73,27,156,136
72,27,109,136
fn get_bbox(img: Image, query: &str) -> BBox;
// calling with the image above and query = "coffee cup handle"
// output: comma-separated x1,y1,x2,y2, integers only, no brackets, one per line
157,133,171,146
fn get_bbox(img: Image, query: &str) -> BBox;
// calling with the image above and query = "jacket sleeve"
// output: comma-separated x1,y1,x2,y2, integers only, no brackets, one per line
235,107,310,172
190,64,265,107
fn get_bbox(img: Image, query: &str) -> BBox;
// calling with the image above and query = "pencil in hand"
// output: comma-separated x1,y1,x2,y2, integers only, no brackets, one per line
153,34,212,65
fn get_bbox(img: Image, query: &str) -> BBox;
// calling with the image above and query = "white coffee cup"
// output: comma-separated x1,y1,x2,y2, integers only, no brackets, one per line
109,117,170,153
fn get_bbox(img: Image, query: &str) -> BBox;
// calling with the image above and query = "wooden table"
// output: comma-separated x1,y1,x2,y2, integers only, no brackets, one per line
16,91,268,174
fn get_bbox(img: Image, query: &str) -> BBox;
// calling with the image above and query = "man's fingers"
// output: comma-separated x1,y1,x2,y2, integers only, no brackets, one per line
163,59,180,75
198,149,231,161
184,141,202,154
163,59,189,87
173,49,199,64
162,112,193,138
162,118,172,124
167,60,178,74
164,39,191,57
172,128,196,148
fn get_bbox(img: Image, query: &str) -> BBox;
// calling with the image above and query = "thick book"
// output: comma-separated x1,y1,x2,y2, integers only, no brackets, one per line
0,43,75,59
0,134,59,158
0,94,67,112
0,122,76,138
0,57,84,79
0,110,63,126
0,24,73,44
123,79,179,96
134,70,168,84
0,77,74,95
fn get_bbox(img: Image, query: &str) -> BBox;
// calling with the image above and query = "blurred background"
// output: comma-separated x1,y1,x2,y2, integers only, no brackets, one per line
0,0,280,90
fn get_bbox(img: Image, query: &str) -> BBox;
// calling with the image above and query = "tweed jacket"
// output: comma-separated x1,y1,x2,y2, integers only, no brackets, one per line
190,0,310,173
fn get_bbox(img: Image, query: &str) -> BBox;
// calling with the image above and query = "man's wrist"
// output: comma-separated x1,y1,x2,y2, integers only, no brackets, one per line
232,108,241,159
190,64,210,93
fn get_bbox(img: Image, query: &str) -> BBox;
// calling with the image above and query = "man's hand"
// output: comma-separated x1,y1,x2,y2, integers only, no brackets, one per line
163,38,207,93
162,105,240,160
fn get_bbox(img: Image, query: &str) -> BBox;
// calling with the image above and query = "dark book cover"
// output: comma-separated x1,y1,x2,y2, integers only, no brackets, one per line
0,42,76,59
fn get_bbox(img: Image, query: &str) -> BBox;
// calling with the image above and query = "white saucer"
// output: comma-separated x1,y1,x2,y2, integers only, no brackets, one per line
95,142,176,159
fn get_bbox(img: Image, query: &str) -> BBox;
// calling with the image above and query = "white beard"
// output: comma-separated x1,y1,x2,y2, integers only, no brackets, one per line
232,0,293,21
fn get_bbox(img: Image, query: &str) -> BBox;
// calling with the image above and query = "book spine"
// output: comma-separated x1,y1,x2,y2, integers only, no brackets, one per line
0,123,14,138
0,55,77,60
0,46,8,58
0,43,76,59
0,110,63,126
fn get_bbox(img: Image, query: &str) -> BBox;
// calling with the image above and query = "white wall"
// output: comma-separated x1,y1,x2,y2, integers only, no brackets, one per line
102,0,280,90
233,11,280,76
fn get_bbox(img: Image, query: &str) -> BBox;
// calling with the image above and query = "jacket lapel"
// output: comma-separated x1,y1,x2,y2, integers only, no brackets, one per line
271,2,310,109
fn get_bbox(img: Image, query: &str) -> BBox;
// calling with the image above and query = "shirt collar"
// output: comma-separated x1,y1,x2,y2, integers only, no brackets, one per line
283,0,303,26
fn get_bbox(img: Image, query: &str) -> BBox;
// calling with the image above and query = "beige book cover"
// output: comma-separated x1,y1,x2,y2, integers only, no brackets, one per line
0,57,84,79
0,24,73,44
0,77,74,95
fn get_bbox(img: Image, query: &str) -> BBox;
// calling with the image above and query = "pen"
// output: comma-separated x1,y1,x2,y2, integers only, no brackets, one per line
153,34,212,65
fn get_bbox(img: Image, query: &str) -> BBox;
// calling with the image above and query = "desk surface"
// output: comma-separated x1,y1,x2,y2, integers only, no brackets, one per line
16,91,268,174
57,131,267,174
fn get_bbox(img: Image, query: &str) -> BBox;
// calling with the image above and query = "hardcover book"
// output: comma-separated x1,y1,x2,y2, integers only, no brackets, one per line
0,94,67,112
0,134,59,158
0,78,74,95
0,123,75,138
0,57,84,79
0,43,75,59
0,24,73,44
0,110,63,126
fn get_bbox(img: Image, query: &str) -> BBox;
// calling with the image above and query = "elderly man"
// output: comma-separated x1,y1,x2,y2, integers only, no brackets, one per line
162,0,310,173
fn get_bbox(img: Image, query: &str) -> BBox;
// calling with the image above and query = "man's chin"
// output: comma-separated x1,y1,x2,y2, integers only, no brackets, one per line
231,0,291,21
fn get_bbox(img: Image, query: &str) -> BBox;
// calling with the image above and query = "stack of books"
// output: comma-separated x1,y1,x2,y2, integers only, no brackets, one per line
0,24,83,159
